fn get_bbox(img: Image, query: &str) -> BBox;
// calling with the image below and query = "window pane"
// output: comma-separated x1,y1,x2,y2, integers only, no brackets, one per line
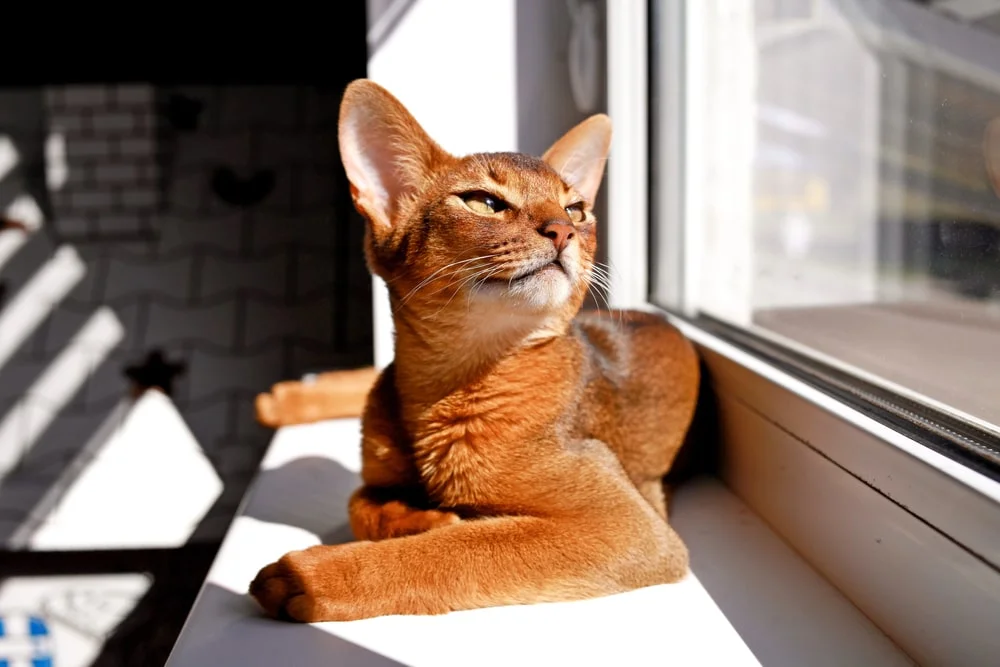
660,0,1000,430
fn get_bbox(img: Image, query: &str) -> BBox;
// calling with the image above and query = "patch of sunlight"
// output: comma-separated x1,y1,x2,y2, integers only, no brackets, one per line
7,398,133,549
45,131,68,191
0,245,86,370
0,135,18,182
0,306,124,475
30,388,223,550
5,193,45,230
0,229,29,273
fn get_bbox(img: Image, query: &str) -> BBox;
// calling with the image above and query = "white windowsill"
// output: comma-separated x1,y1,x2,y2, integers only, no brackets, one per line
165,418,911,667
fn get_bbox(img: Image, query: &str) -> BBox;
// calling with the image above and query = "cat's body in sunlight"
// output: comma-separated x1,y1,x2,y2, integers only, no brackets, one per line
249,79,700,622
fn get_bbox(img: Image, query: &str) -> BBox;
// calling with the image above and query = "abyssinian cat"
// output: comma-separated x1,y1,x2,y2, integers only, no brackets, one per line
250,79,700,622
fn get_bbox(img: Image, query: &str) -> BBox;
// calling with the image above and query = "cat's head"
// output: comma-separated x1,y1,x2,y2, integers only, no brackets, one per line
338,79,610,328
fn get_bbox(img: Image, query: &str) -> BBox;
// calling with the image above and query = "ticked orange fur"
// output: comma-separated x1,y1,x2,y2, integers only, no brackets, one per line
250,80,700,622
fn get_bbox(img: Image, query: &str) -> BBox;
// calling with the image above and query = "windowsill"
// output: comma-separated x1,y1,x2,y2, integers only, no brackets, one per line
165,418,910,667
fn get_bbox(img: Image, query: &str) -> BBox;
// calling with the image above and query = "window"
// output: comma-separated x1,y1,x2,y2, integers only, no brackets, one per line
651,0,1000,453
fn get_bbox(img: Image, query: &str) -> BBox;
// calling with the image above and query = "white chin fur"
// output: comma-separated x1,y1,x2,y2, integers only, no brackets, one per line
474,270,573,311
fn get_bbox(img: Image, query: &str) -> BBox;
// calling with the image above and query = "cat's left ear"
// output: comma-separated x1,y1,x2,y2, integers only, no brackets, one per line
542,114,612,204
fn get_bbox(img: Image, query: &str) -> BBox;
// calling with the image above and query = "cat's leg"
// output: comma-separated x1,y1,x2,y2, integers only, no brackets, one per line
255,367,378,427
636,478,668,520
349,485,460,541
250,451,688,622
347,366,460,541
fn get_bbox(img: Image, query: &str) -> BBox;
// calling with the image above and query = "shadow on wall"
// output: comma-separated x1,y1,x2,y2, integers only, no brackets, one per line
0,85,373,552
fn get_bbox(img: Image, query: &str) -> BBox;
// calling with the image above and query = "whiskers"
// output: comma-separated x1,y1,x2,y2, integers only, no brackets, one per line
428,262,506,320
587,262,623,327
396,254,499,312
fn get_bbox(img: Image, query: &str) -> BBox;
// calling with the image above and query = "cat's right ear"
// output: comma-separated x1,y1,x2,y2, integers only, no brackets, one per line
338,80,449,234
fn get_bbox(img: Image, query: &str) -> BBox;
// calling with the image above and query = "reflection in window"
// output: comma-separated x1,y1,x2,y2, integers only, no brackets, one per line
665,0,1000,430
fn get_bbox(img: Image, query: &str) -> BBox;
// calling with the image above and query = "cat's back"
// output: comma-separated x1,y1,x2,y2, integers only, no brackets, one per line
571,309,699,473
572,309,697,390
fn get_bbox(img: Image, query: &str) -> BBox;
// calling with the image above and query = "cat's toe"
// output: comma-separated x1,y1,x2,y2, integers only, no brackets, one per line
255,392,281,427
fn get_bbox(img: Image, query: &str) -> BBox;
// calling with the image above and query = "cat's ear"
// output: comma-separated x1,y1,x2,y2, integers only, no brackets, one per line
338,80,450,232
542,114,612,204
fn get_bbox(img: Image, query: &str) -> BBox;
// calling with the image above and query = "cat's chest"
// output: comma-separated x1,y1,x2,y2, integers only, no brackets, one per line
407,391,554,506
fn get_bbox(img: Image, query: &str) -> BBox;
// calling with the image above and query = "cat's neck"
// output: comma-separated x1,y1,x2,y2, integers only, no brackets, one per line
390,303,567,405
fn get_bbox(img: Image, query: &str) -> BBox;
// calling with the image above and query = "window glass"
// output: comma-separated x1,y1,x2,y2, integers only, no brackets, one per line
654,0,1000,431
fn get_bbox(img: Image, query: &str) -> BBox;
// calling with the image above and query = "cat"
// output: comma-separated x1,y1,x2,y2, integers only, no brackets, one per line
249,79,700,622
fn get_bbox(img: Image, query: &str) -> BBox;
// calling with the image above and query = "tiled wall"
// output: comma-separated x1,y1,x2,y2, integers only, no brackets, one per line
47,85,160,239
0,84,372,544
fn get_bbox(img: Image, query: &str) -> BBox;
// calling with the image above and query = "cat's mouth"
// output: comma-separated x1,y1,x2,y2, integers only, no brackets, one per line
488,259,566,284
473,257,574,310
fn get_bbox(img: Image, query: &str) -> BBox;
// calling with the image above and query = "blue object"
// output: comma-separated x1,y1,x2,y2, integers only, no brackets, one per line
0,613,55,667
27,618,48,638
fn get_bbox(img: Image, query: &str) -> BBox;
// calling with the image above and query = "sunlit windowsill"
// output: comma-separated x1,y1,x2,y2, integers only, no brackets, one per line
165,418,910,667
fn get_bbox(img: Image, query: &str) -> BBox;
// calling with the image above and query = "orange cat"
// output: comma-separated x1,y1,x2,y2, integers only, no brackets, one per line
250,80,700,622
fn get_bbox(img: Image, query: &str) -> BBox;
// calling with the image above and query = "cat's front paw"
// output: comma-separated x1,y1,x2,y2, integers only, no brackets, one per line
249,544,366,622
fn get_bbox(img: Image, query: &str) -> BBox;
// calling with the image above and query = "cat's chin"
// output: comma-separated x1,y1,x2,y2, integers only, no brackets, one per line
472,268,574,312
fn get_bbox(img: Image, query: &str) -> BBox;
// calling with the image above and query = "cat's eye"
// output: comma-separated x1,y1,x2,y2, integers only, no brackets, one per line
565,203,586,223
461,191,508,215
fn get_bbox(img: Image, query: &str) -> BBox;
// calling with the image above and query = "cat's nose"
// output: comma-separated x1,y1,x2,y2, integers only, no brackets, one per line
539,221,575,253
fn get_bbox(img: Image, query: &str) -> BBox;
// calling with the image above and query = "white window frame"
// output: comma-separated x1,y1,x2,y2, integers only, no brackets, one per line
631,1,1000,665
